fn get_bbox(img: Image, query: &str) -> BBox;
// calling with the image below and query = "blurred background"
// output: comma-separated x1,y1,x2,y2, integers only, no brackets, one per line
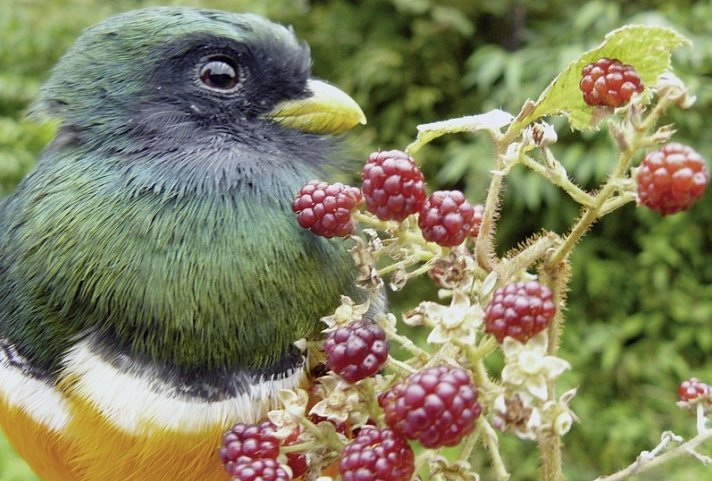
1,0,711,480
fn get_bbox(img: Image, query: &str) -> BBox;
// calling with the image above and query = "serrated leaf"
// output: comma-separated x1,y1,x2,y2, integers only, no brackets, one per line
513,25,691,131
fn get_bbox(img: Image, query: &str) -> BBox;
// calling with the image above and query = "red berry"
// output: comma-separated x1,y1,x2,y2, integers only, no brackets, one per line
380,365,481,448
484,281,556,343
339,427,414,481
361,150,426,221
220,421,280,474
292,180,363,238
418,190,476,247
230,458,291,481
324,321,389,383
283,429,308,479
470,204,485,238
579,57,643,107
637,143,708,215
309,413,348,435
678,378,710,403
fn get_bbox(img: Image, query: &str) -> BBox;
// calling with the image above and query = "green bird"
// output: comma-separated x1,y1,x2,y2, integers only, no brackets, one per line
0,7,370,481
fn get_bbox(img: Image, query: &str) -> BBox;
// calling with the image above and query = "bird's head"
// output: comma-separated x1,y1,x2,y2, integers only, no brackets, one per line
31,7,365,167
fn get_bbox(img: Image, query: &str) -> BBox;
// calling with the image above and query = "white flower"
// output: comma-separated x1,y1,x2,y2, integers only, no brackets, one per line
321,296,370,331
267,388,309,439
422,290,483,345
501,332,570,401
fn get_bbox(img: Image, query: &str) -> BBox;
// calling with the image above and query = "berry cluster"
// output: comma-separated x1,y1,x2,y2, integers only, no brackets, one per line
362,150,426,221
293,150,482,247
579,57,643,107
418,190,479,247
637,143,708,215
379,365,481,448
292,180,362,238
340,427,415,481
324,321,389,383
484,281,556,343
220,421,306,481
678,378,711,403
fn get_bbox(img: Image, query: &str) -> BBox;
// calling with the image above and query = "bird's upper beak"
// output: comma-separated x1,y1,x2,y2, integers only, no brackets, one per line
264,79,367,134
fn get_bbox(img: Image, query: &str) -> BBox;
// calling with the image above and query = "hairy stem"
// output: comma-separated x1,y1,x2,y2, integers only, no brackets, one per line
594,429,712,481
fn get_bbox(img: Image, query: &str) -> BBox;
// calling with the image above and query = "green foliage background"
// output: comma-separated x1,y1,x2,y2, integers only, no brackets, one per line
1,0,711,480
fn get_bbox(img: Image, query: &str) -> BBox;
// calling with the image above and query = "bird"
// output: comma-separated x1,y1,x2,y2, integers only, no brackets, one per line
0,7,370,481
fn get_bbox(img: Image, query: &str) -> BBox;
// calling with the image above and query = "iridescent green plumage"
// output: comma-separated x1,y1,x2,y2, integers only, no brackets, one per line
0,7,362,376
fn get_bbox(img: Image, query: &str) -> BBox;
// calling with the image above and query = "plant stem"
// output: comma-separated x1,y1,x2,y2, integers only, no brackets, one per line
519,153,595,207
475,156,505,271
480,416,511,481
594,429,712,481
386,356,417,376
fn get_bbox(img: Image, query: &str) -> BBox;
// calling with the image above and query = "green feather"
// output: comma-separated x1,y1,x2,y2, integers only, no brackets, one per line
0,7,360,373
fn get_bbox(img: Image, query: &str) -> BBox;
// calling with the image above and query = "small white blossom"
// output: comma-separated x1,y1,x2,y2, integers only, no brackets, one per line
321,296,370,331
422,290,483,345
267,388,309,439
501,332,570,401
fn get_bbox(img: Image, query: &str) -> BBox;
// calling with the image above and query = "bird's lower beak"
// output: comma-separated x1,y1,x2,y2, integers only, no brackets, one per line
265,79,366,134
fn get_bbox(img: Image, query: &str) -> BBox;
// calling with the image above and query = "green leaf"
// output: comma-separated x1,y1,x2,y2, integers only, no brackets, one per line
515,25,691,131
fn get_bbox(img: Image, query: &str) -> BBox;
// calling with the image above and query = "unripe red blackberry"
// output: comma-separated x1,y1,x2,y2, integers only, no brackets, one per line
283,429,307,479
579,57,643,107
637,143,708,215
292,180,362,238
339,426,415,481
470,203,485,239
324,321,388,383
379,365,481,448
220,421,280,474
229,458,291,481
361,150,426,221
678,378,710,403
484,281,556,343
418,190,477,247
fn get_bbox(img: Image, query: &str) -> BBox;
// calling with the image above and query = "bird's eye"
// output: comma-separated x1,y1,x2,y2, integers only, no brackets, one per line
199,56,239,91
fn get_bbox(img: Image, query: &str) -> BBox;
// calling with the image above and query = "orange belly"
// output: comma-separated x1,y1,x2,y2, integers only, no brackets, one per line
0,343,308,481
0,394,232,481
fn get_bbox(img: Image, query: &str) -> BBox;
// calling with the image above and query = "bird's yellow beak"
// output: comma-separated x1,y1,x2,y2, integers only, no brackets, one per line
265,79,366,134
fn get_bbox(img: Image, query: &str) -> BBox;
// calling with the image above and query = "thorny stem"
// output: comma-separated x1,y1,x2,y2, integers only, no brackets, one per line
519,153,595,207
475,154,505,271
386,355,418,376
459,429,479,462
537,259,571,481
380,321,431,360
594,428,712,481
495,233,560,288
547,95,674,267
480,416,512,481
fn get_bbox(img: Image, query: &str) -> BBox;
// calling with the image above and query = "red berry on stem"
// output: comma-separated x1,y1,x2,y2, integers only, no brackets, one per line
324,321,388,383
637,143,708,215
579,57,643,107
283,429,308,479
418,190,477,247
361,150,426,221
678,378,710,403
380,365,481,449
339,427,415,481
292,180,362,238
220,421,280,474
470,203,485,239
484,281,556,344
